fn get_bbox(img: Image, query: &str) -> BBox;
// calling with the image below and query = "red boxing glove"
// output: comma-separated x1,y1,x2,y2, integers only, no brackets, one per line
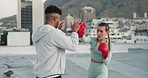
77,22,86,38
98,43,109,59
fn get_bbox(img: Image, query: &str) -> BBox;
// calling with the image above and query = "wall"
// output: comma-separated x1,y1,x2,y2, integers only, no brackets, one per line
7,32,30,46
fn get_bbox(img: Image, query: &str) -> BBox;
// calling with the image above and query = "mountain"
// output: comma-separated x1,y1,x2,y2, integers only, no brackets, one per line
0,15,16,28
0,15,16,22
0,0,148,26
44,0,148,19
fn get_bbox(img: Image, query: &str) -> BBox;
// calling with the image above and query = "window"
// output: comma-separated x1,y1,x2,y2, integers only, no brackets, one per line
93,34,96,36
144,39,146,42
137,39,139,41
140,39,142,41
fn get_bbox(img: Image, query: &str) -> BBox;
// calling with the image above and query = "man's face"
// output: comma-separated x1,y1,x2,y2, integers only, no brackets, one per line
53,14,61,28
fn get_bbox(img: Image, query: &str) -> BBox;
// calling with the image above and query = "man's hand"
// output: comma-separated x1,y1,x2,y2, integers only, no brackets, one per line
58,20,65,30
71,18,81,32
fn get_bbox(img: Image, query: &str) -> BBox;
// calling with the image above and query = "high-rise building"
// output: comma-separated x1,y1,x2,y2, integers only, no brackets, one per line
17,0,21,29
64,14,74,33
17,0,33,44
17,0,32,31
133,12,137,18
144,12,147,18
79,6,96,22
32,0,44,32
17,0,45,44
21,0,32,32
133,12,148,19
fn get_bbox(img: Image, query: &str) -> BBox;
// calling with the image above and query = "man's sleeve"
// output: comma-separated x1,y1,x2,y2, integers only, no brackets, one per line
51,29,79,51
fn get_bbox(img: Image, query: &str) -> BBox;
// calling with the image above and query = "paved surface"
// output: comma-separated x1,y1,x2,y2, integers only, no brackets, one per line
0,46,148,78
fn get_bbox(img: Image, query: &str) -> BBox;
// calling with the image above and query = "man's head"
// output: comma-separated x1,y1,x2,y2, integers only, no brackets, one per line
45,5,62,28
45,5,62,15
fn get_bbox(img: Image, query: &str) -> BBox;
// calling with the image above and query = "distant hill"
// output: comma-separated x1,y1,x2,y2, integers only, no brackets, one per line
0,0,148,26
0,15,16,22
44,0,148,19
0,15,16,28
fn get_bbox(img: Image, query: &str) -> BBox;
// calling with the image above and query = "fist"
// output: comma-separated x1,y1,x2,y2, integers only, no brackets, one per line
98,43,109,59
77,22,86,38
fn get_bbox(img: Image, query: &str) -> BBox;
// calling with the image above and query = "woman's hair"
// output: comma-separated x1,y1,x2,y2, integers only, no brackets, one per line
98,22,110,51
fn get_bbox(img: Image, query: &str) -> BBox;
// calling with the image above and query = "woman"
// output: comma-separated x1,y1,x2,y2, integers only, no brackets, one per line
85,22,114,78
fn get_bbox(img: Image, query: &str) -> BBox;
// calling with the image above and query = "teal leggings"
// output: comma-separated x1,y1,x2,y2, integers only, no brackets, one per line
88,62,108,78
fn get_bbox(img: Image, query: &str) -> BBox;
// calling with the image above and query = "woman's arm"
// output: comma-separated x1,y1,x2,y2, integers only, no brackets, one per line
80,36,92,43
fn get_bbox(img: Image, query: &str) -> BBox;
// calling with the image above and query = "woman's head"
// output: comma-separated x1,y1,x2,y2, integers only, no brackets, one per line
97,22,109,41
97,22,111,51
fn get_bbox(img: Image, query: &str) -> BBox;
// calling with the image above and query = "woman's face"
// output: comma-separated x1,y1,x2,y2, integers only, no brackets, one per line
96,26,108,41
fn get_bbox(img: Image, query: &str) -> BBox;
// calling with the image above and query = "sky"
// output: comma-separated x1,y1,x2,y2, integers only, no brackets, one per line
0,0,47,19
0,0,18,19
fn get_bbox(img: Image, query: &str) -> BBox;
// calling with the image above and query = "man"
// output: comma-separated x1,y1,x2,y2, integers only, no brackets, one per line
32,5,81,78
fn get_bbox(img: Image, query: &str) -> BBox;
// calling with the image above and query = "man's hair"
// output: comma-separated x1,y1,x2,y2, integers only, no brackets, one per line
45,5,62,15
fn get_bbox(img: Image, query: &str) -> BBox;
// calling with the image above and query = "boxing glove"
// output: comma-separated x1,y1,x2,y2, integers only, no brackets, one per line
98,43,109,59
77,22,86,38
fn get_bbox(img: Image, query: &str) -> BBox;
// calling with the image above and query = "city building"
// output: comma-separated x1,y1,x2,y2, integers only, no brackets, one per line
85,18,123,43
144,12,148,18
133,12,148,19
32,0,44,32
133,12,137,19
85,19,98,37
65,14,74,34
21,0,32,32
1,0,45,46
134,23,148,36
17,0,46,45
79,6,96,22
17,0,32,31
17,0,33,44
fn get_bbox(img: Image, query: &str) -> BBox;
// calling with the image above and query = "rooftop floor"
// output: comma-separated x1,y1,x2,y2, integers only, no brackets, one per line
0,44,148,78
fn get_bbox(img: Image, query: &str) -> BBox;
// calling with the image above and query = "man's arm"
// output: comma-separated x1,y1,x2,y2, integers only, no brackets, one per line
51,19,81,51
51,30,79,51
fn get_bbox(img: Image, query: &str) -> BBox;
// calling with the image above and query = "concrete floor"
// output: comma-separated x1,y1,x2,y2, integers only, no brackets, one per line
0,45,148,78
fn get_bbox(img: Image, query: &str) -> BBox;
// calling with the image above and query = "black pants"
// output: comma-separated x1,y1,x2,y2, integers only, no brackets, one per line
36,75,62,78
